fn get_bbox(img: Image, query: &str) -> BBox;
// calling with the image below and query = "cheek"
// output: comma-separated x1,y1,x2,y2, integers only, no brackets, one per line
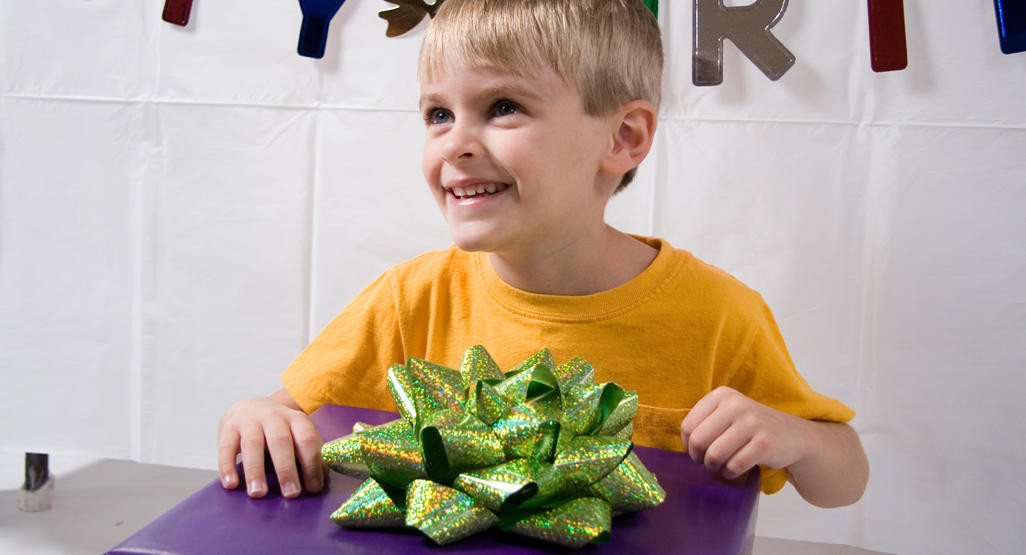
491,134,535,180
421,142,436,182
421,144,448,212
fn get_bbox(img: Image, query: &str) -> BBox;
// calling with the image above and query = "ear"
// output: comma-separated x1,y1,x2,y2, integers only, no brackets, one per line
600,100,658,178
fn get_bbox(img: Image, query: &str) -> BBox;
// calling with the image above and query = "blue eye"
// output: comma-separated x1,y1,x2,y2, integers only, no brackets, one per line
493,100,520,117
426,108,453,125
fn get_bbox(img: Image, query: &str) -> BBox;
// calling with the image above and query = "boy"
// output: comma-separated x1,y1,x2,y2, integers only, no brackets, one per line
218,0,868,508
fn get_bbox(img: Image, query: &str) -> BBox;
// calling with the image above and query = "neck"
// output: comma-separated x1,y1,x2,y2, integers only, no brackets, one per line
487,226,658,295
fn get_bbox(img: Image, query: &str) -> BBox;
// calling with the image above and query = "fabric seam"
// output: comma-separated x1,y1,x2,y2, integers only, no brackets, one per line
476,249,688,324
719,297,766,389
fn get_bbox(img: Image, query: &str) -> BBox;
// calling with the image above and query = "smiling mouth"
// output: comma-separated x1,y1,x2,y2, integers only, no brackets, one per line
447,183,510,199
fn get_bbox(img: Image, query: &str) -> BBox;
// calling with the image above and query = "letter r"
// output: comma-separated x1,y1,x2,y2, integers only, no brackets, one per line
693,0,796,86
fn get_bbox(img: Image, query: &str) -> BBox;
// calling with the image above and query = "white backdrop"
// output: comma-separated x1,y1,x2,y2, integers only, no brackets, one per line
2,1,1024,553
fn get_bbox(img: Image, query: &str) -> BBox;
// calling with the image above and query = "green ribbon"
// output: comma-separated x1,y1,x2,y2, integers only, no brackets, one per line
322,346,665,547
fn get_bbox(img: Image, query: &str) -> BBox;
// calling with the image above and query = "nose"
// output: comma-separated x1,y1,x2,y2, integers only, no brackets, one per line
441,120,481,163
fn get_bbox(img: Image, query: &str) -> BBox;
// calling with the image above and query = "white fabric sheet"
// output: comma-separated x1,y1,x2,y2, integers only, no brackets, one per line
1,1,1024,553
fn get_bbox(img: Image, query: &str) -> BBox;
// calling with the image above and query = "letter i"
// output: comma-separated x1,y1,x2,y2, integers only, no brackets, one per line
162,0,193,26
867,0,908,72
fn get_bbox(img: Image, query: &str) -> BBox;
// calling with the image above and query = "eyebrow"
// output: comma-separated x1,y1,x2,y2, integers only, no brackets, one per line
419,81,547,109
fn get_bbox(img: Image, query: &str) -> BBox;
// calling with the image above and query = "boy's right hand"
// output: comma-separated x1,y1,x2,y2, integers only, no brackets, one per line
217,388,325,499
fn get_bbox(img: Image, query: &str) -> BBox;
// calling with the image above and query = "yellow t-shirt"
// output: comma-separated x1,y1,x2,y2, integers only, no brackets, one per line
282,236,854,493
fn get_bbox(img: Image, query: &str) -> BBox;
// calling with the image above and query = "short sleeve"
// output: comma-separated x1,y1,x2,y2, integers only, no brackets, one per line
280,271,406,415
725,299,855,493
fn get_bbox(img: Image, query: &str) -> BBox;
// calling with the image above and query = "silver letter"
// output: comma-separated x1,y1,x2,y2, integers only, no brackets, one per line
693,0,796,86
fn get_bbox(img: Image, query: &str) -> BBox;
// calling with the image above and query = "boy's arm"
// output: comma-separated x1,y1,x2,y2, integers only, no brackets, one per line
217,387,325,499
680,386,869,508
785,418,869,507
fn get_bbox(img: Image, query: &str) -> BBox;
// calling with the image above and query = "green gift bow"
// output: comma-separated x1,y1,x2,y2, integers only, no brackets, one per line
321,346,665,548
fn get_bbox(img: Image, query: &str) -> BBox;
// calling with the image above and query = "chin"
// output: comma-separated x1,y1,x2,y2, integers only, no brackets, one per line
448,224,502,253
449,234,492,253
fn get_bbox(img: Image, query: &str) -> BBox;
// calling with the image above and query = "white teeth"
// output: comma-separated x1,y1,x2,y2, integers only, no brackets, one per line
450,184,505,199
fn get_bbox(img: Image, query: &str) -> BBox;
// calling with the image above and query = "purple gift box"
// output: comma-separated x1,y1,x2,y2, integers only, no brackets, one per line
109,405,759,554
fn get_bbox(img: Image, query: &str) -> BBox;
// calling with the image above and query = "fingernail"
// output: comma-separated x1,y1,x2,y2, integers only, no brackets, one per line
309,477,322,491
221,474,235,488
282,481,301,497
248,480,266,496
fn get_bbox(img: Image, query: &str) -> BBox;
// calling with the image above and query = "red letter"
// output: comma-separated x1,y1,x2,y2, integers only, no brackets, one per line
867,0,908,72
162,0,193,27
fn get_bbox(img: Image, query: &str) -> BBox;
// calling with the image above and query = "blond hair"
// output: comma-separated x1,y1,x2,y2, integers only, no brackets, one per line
419,0,663,190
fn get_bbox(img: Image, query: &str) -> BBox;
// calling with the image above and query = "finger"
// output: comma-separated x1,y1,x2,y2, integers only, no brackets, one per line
290,415,326,493
239,423,268,498
701,423,750,475
680,394,722,461
681,387,741,438
217,426,242,490
680,394,716,439
264,419,301,498
685,403,736,466
721,437,763,480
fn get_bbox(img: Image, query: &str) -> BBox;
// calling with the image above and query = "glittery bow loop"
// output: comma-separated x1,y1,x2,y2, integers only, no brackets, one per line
322,346,665,548
419,409,505,485
386,358,464,430
458,344,505,391
453,436,632,513
323,419,428,489
497,357,557,401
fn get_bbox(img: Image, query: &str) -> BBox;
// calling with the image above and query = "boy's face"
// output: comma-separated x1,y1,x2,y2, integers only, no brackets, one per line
419,60,617,256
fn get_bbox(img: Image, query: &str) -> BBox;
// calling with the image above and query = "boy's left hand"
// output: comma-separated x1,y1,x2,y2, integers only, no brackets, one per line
680,386,810,480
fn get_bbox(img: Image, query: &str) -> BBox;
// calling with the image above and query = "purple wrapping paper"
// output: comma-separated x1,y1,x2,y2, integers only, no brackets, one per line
108,405,759,554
